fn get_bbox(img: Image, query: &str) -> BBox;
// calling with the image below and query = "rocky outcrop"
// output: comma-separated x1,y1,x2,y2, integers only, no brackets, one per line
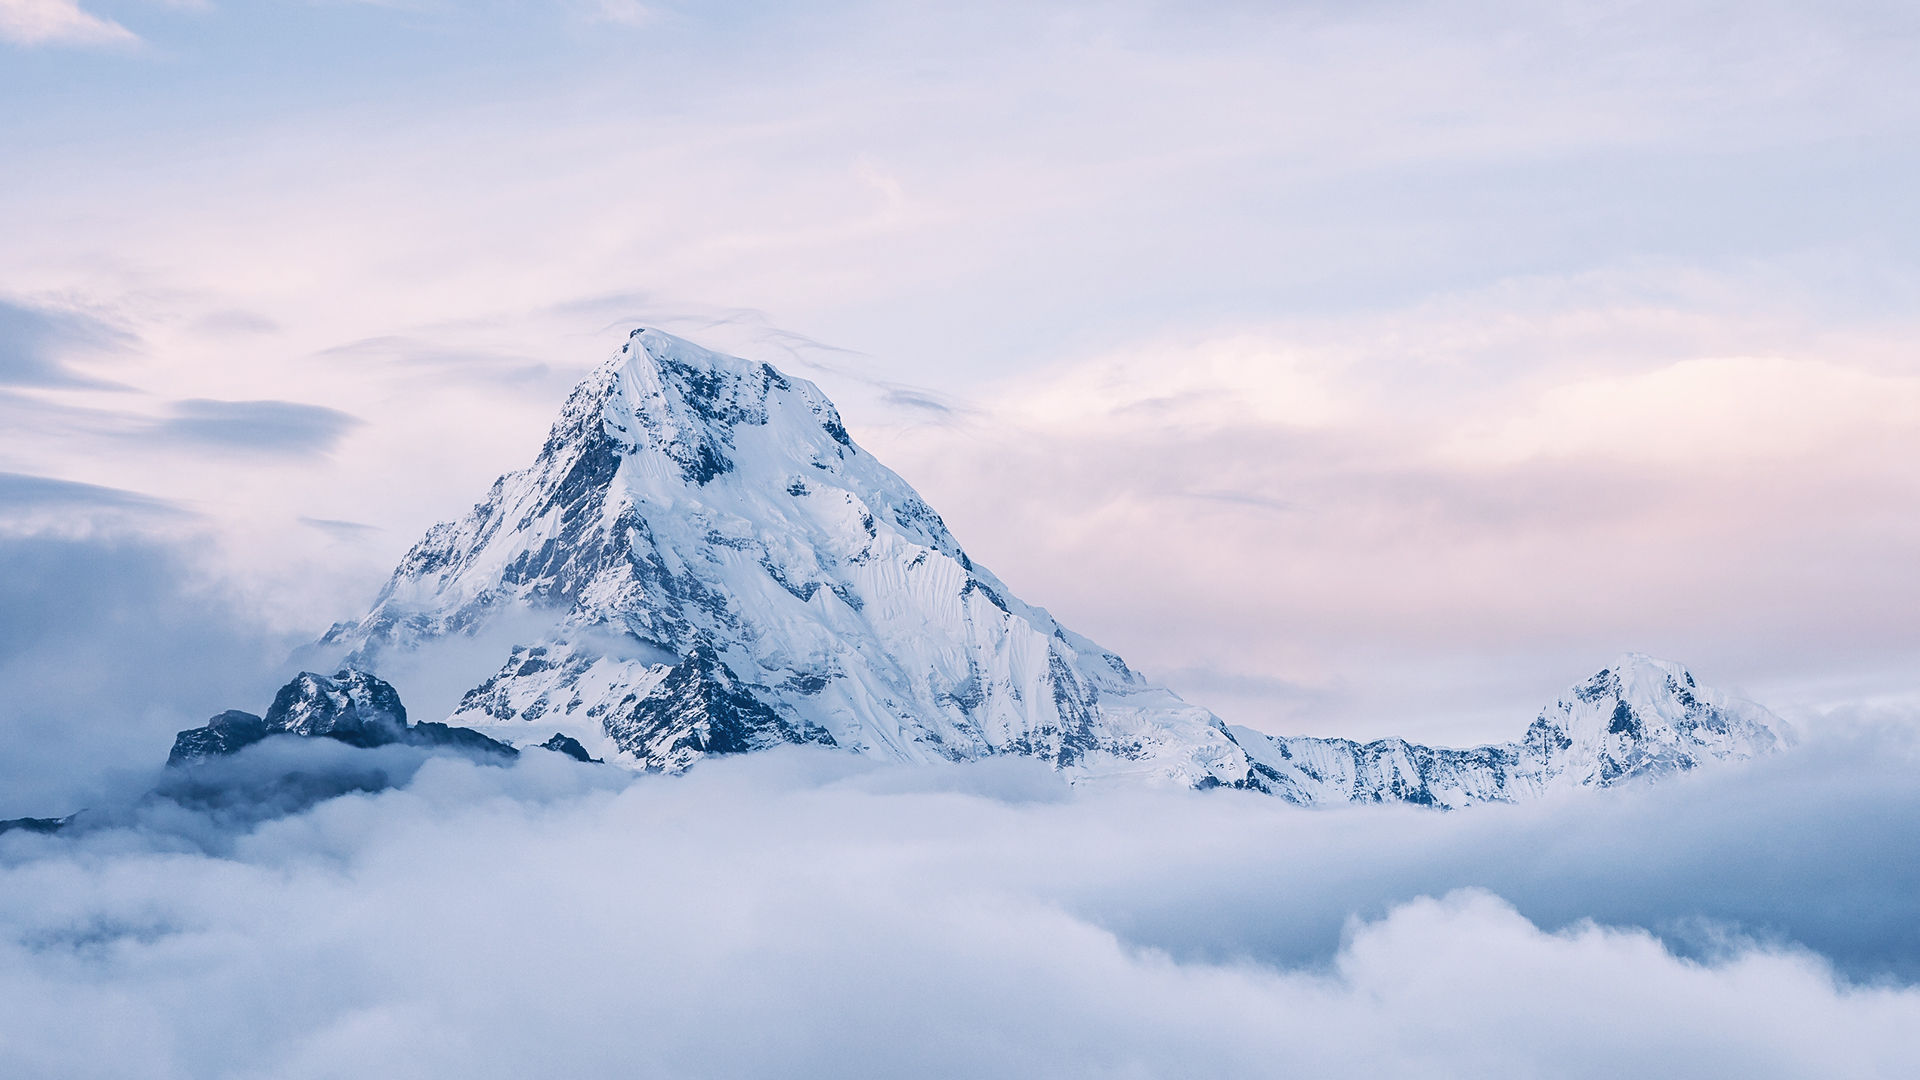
168,669,518,765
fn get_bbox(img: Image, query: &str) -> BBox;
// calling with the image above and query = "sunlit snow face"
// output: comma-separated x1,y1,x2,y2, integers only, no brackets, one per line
2,732,1917,1079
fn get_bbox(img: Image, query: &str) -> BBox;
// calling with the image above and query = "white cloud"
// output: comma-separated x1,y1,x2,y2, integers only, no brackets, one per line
2,735,1918,1077
852,282,1920,741
580,0,653,29
1439,356,1920,468
1002,333,1354,432
0,0,134,46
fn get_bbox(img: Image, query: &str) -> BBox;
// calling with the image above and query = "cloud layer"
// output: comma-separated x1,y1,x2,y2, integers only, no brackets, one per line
1,731,1916,1079
0,0,132,48
0,529,300,817
154,398,362,456
0,297,126,387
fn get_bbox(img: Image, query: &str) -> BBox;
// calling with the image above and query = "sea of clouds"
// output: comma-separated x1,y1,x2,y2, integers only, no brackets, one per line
3,720,1918,1078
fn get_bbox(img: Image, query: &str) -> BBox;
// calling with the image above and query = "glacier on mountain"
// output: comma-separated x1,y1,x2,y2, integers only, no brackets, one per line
312,328,1790,806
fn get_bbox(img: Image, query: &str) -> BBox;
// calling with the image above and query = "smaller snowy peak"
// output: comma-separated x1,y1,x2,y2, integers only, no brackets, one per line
168,669,519,765
264,669,409,747
1233,654,1790,808
1519,652,1791,787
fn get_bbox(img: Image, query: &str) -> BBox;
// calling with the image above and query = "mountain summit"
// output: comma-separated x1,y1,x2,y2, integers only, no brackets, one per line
325,329,1254,787
321,329,1788,804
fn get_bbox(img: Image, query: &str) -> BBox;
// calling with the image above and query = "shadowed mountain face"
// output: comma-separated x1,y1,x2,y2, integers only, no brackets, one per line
313,329,1790,804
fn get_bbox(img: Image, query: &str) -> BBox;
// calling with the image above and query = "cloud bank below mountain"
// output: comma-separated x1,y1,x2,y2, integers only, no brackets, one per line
2,722,1916,1079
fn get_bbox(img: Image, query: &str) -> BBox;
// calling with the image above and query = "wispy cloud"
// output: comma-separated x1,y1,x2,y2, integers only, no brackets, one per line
297,515,380,539
154,398,363,457
577,0,653,29
0,298,129,388
0,0,135,47
0,470,179,514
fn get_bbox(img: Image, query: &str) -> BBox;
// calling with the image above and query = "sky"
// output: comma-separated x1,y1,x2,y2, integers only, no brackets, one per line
5,5,1920,1076
3,0,1919,748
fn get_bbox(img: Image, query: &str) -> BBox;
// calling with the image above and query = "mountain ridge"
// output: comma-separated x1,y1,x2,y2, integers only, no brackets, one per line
312,328,1790,805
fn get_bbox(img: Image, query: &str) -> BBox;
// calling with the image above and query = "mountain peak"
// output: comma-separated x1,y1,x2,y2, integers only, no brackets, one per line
324,333,1249,787
317,332,1792,804
559,327,855,488
1595,651,1697,692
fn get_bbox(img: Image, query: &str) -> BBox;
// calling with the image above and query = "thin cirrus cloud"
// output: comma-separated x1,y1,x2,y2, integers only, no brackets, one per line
1436,356,1920,469
0,393,367,464
151,398,364,457
0,297,128,388
297,515,379,538
0,469,182,517
0,0,133,47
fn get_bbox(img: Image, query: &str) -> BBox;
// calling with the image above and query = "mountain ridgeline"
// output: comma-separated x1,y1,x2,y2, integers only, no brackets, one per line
197,327,1785,808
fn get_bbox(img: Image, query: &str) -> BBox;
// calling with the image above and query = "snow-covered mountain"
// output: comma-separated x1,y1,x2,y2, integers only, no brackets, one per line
1233,654,1792,808
324,328,1252,787
320,329,1789,805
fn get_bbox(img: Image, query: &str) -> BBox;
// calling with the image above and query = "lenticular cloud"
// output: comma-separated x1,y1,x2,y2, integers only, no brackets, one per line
2,736,1915,1079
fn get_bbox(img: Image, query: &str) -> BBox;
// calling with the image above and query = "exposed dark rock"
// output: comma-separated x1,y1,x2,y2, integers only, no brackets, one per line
168,669,516,766
0,814,74,837
538,733,600,763
408,721,519,758
264,669,409,747
167,710,270,766
600,645,835,769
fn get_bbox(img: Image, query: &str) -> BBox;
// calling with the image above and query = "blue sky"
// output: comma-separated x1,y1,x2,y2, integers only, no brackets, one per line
3,0,1920,744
